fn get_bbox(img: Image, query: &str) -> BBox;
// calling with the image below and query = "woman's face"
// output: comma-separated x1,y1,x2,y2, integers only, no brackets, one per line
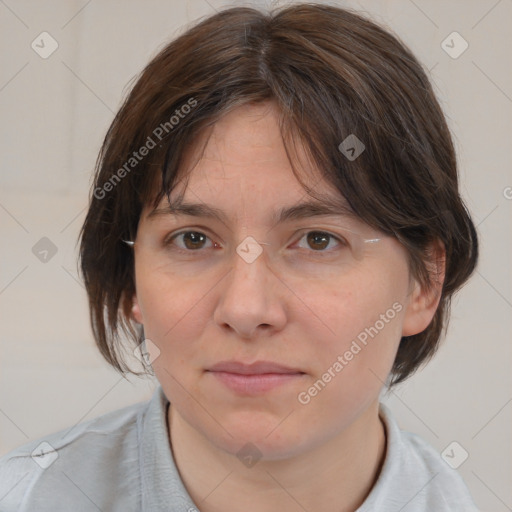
131,101,429,460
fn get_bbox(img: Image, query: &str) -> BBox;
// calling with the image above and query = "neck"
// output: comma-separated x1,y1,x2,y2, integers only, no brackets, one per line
168,401,387,512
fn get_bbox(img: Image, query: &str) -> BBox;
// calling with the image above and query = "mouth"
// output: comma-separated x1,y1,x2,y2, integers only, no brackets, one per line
206,360,306,394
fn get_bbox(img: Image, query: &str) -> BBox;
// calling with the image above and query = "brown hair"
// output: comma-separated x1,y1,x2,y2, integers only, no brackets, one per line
79,2,478,386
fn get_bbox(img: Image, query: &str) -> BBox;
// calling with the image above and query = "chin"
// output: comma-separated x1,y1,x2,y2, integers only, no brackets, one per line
206,412,312,461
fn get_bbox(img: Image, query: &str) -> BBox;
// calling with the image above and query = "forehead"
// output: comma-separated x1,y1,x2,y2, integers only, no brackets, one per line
144,102,356,224
181,102,320,191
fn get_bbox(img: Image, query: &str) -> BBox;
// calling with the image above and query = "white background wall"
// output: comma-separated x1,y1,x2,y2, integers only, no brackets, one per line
0,1,510,510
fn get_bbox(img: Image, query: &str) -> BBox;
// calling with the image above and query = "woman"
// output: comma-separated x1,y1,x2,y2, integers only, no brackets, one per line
0,3,479,511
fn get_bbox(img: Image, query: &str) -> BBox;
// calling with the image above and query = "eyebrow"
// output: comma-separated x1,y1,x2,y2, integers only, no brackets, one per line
147,197,357,226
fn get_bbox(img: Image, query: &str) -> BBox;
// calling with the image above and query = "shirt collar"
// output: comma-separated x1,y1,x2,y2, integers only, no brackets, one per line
138,387,401,511
139,385,198,511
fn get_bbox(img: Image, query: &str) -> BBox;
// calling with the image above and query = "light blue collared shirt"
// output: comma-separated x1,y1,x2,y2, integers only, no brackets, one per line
0,386,479,511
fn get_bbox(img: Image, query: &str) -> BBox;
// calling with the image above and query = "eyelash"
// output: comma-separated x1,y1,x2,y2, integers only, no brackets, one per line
163,229,347,255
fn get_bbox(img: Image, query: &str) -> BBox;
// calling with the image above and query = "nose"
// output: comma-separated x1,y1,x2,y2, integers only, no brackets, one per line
213,242,287,339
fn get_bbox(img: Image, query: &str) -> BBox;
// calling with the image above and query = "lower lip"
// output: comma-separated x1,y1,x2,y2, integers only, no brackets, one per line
208,371,305,394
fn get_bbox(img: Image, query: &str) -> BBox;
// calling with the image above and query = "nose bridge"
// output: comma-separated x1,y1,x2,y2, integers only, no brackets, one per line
226,240,271,301
214,239,284,337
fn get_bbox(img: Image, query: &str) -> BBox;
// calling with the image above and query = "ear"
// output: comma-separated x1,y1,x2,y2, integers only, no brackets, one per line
402,239,446,337
130,294,144,324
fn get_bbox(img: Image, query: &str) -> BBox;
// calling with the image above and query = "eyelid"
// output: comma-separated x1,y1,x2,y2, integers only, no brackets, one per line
175,232,216,250
293,227,348,240
163,227,221,246
291,229,346,251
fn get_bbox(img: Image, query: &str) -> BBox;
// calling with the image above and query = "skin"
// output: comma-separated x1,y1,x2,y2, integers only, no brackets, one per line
131,101,444,512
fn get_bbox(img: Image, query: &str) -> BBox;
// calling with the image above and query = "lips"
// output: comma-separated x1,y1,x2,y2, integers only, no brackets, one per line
206,361,306,395
207,360,305,375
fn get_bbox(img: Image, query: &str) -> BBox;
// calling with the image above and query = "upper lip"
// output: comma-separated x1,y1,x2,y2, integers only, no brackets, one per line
207,361,304,375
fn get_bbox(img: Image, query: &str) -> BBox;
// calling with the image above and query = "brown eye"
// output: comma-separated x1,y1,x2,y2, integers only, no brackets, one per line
183,232,207,250
168,231,214,251
302,231,339,251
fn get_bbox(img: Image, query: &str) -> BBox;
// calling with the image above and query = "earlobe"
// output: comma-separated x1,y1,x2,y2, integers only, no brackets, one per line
401,240,446,337
131,295,144,324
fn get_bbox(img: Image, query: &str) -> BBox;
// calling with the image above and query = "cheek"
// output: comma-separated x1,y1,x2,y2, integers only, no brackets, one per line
135,263,213,409
134,256,209,359
302,265,409,396
291,311,403,440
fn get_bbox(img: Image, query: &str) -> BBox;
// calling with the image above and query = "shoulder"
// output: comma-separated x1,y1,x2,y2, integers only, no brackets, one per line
0,396,150,512
358,403,480,512
398,429,478,510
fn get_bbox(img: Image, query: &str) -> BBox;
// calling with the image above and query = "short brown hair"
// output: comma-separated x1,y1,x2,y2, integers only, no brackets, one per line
79,2,478,386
